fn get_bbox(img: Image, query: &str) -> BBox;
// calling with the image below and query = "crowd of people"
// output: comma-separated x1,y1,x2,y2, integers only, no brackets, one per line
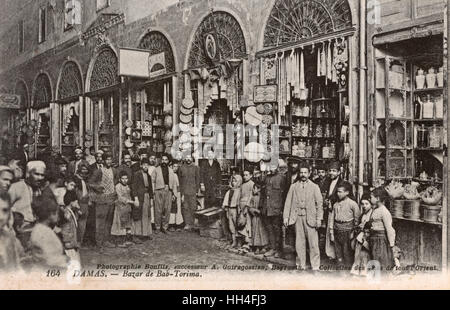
0,143,397,276
221,159,397,276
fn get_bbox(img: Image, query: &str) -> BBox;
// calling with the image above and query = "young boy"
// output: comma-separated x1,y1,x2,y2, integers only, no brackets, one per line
222,175,242,248
30,195,69,270
369,186,396,271
247,182,268,254
238,169,254,252
112,171,135,247
329,181,360,268
0,192,24,271
61,176,81,263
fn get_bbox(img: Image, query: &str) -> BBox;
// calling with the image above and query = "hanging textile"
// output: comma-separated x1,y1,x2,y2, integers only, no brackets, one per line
332,40,338,83
299,49,305,90
327,41,333,82
317,46,321,77
321,43,327,77
62,101,80,135
294,51,300,98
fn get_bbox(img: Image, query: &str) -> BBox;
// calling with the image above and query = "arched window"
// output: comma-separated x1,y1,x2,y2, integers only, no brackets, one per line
58,61,83,100
90,47,119,92
263,0,353,48
33,73,52,108
139,31,175,74
187,11,247,69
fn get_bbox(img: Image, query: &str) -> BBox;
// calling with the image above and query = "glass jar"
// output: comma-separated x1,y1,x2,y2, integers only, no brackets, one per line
322,142,330,159
315,120,323,137
298,140,306,158
302,102,310,117
293,119,301,136
422,95,434,119
417,124,429,148
324,123,331,138
329,143,336,158
305,139,312,158
429,125,442,148
312,140,321,158
300,120,309,137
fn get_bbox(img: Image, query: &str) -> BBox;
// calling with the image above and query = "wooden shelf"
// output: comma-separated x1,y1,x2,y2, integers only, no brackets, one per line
393,215,442,227
415,148,443,152
413,87,443,94
292,115,337,120
312,97,334,102
292,136,335,139
412,178,443,184
414,119,444,122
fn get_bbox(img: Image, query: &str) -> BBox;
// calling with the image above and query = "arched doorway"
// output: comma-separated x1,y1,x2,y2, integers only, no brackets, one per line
257,0,354,177
31,73,53,159
86,47,121,163
56,60,84,157
185,10,247,167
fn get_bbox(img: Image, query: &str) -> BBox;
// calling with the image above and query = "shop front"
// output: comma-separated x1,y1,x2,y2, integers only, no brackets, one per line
254,0,357,180
30,73,53,160
0,93,22,164
369,16,447,269
85,46,122,164
183,10,248,178
55,60,85,157
120,31,178,158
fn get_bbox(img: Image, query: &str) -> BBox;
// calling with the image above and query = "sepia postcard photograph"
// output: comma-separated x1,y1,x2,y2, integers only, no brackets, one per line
0,0,449,291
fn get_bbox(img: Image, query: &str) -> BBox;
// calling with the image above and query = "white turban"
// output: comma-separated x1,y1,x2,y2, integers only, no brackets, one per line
26,161,46,176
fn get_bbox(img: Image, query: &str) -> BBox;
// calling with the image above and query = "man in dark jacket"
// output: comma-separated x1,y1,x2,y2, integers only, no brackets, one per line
199,150,221,209
262,164,287,258
68,146,89,176
178,154,200,230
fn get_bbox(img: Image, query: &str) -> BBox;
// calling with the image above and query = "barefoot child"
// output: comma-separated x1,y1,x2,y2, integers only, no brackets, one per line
61,176,81,264
112,171,135,247
222,175,242,248
248,182,268,254
329,181,360,268
351,193,373,276
369,187,396,272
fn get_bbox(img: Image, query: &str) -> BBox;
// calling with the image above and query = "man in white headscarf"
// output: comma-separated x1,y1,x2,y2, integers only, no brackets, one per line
9,161,46,227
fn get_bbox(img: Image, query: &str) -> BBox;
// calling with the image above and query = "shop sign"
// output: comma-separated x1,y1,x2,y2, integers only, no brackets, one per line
0,93,20,109
119,48,151,78
253,85,277,103
119,48,167,79
148,52,166,78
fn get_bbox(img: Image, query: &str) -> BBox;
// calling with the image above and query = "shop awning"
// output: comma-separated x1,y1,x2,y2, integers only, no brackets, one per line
372,18,443,46
0,93,20,109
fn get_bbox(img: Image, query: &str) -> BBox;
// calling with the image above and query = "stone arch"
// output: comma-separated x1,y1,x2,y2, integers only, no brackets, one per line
137,28,178,73
85,46,119,93
32,72,53,108
56,59,84,100
14,79,29,109
261,0,354,49
184,9,248,70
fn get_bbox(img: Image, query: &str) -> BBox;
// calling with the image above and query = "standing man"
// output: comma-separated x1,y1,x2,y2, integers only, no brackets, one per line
323,161,351,259
151,154,176,234
199,150,222,208
131,149,148,174
89,150,104,174
178,154,200,231
68,147,89,176
131,158,153,241
89,152,118,248
9,161,46,227
283,164,323,272
283,157,301,252
262,163,287,258
118,152,133,183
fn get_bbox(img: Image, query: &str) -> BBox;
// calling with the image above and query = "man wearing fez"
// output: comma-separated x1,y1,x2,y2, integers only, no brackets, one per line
68,146,89,176
283,163,323,272
199,149,222,208
178,154,200,231
262,160,287,258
